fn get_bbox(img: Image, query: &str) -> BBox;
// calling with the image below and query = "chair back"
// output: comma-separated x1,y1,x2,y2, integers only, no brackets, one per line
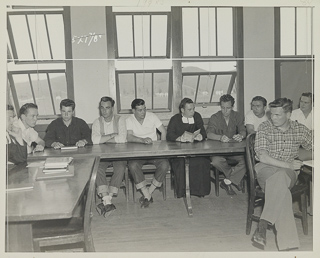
83,156,100,251
245,133,258,194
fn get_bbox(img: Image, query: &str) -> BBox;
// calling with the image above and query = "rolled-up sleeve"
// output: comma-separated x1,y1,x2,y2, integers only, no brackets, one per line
91,119,101,144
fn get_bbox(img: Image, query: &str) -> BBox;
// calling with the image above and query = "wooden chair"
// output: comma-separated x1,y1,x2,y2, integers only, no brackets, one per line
32,157,100,252
105,166,130,202
245,133,308,235
130,164,170,202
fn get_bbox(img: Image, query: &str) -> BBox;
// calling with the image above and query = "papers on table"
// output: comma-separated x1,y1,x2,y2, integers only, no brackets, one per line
181,129,201,142
61,146,78,150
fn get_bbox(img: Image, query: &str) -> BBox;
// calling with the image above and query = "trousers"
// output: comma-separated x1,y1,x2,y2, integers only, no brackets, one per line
255,162,300,250
128,159,169,189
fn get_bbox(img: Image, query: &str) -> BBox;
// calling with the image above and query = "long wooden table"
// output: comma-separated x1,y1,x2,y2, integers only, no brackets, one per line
28,140,246,217
6,157,98,252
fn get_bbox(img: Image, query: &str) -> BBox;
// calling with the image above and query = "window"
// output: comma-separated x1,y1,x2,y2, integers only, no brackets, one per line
113,7,172,113
280,7,312,56
7,6,72,118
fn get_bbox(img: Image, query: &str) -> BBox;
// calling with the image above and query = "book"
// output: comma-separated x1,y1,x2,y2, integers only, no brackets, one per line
181,129,201,142
61,146,78,150
44,157,73,168
42,167,68,174
36,164,74,181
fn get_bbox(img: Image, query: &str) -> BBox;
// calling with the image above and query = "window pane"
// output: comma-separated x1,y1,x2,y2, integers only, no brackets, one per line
151,15,167,56
182,61,236,73
27,14,51,60
297,8,312,55
154,73,169,109
48,73,67,114
197,75,215,103
136,73,152,108
200,8,216,56
30,73,54,115
118,73,135,109
134,15,150,57
12,74,34,104
281,8,295,55
46,14,65,59
182,76,198,100
182,8,199,56
116,15,134,57
217,8,233,56
211,74,233,102
9,15,34,60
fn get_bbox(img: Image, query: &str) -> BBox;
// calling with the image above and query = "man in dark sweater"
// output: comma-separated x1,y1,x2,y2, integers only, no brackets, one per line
44,99,92,149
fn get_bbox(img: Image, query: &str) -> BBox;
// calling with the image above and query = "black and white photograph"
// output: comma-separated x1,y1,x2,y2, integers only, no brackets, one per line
2,0,319,257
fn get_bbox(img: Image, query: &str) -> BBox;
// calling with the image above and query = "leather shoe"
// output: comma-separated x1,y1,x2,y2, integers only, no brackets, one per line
220,181,236,195
96,203,116,217
252,227,267,247
140,197,153,208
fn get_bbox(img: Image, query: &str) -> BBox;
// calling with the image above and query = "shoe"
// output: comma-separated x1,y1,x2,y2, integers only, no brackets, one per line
139,196,154,204
96,203,116,217
233,180,243,191
220,181,236,195
140,197,153,208
252,227,267,247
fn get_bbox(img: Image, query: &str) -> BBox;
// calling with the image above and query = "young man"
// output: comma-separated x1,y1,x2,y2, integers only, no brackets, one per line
7,104,27,167
253,98,312,251
92,96,127,217
44,99,92,148
245,96,268,134
206,94,247,195
14,103,45,154
290,92,313,130
126,99,170,208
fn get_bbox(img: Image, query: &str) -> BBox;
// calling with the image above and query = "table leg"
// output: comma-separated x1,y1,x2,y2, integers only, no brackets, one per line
183,157,193,217
6,222,34,252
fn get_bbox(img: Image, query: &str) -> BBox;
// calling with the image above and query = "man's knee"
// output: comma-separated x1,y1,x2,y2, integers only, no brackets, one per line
211,156,224,166
128,161,141,172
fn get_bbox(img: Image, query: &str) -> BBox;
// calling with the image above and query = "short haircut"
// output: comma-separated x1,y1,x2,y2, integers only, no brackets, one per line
131,99,145,109
100,96,115,107
19,103,38,118
269,98,293,113
219,94,235,106
251,96,267,107
179,98,194,113
300,92,313,104
60,99,75,110
7,104,14,111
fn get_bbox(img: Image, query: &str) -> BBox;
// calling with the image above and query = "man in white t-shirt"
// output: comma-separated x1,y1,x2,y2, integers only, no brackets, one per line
126,99,170,208
14,103,45,154
92,96,127,217
245,96,268,134
290,92,313,130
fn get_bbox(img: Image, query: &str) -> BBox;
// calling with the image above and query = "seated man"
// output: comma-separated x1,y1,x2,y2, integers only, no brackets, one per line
7,104,27,168
290,92,313,130
253,98,312,251
92,96,127,217
44,99,92,148
206,94,247,195
245,96,268,134
14,103,45,154
126,99,170,208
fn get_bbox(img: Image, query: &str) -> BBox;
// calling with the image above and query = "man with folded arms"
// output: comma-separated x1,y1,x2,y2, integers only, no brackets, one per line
14,103,45,154
253,98,312,251
44,99,92,149
206,94,247,195
126,98,170,208
92,96,127,217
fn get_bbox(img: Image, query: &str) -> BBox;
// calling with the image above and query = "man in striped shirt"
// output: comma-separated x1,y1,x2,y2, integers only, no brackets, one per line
253,98,312,251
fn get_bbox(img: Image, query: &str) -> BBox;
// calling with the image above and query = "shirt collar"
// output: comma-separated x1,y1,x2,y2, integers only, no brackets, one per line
181,115,194,124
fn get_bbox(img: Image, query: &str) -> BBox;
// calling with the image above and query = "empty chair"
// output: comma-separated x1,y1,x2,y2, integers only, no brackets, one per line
245,133,308,236
32,157,100,252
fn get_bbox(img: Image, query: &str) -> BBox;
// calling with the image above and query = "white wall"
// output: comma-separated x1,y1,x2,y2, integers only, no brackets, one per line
243,8,275,114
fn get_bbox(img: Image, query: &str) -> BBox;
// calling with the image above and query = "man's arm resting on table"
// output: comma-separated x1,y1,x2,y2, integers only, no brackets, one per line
127,130,147,144
257,150,303,170
157,124,167,140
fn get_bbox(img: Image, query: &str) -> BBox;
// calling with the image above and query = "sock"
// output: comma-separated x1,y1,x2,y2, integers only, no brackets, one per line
141,186,151,200
108,192,113,201
224,179,232,185
148,183,157,195
102,195,112,205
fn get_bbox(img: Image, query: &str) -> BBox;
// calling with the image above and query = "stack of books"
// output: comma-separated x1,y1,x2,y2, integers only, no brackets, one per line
36,157,74,180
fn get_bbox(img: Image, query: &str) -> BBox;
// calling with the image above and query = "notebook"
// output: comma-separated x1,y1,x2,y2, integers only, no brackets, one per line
36,164,74,181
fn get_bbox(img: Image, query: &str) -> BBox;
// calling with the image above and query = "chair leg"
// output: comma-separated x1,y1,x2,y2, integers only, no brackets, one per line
215,168,220,197
242,176,246,193
132,180,136,203
124,168,129,202
162,176,166,200
301,190,308,235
